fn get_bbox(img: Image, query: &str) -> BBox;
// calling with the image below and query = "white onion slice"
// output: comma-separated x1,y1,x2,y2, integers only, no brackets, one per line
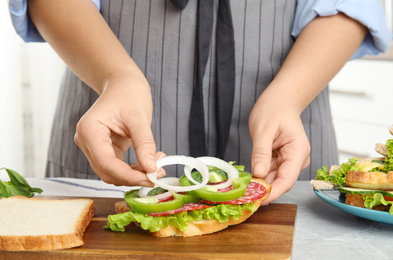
138,177,181,200
147,155,209,192
184,156,239,190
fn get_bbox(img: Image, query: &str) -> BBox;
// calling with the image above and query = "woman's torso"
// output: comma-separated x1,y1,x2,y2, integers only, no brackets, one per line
46,0,338,180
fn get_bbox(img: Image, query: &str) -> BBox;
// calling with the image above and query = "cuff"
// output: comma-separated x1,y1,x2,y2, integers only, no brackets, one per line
8,0,101,43
292,0,393,59
9,0,44,42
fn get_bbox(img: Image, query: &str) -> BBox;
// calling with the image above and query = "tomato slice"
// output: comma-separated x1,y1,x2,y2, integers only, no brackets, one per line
384,196,393,201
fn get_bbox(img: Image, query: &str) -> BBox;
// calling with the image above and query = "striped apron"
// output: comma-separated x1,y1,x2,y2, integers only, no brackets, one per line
46,0,338,180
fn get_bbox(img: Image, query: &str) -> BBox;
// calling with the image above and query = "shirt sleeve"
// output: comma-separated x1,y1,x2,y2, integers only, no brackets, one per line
292,0,393,60
8,0,101,42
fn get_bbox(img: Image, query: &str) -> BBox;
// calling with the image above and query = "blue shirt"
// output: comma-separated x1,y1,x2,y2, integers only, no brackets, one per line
8,0,393,59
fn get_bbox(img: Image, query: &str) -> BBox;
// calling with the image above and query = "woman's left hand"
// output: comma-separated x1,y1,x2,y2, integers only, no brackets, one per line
249,12,368,204
249,92,310,205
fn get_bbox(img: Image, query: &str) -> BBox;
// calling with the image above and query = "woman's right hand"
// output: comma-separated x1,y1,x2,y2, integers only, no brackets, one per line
28,0,166,186
74,74,164,186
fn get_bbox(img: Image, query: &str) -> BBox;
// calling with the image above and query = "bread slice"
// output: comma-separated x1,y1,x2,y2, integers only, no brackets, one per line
344,193,390,212
346,171,393,190
115,178,271,237
0,196,95,251
310,180,335,190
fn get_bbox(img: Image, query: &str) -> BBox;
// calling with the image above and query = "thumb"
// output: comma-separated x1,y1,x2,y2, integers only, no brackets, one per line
129,121,157,173
251,132,273,179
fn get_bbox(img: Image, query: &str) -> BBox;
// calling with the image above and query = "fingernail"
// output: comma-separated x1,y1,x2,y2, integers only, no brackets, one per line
140,181,154,188
157,168,166,178
158,152,166,159
254,163,265,176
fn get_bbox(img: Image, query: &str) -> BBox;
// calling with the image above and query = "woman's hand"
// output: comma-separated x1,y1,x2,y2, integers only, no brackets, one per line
29,0,167,186
74,74,165,186
249,92,310,205
249,12,367,204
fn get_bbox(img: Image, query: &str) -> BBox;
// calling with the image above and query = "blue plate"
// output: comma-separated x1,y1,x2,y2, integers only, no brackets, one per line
314,189,393,226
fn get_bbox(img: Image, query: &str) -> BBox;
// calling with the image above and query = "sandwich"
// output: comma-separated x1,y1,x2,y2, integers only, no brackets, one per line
105,156,271,237
341,140,393,213
311,124,393,214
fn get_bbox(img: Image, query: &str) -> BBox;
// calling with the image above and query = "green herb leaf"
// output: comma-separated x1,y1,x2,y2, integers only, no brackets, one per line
0,167,43,198
384,139,393,173
147,187,168,196
316,158,358,187
229,161,245,171
364,193,393,215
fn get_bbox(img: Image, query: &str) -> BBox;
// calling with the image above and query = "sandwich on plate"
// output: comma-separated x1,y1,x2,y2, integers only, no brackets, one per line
311,124,393,214
105,156,271,237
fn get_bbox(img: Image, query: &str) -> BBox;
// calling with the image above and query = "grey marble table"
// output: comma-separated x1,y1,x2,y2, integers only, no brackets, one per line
275,181,393,260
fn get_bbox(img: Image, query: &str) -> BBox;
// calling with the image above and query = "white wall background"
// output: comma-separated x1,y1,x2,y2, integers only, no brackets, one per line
0,1,392,178
1,1,65,178
0,4,23,176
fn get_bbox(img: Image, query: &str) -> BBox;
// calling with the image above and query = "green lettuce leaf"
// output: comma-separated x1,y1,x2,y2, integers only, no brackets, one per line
364,193,393,215
229,161,245,171
316,158,358,186
0,167,43,198
384,139,393,173
104,202,255,233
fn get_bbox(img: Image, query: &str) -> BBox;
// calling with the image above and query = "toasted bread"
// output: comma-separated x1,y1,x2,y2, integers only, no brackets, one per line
344,193,390,211
346,171,393,190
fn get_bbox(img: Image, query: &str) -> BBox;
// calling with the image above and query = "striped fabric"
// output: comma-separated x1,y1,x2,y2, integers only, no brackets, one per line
46,0,338,180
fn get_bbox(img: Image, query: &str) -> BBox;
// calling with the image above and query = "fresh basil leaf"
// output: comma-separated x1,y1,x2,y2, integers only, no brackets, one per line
0,167,43,198
191,171,203,183
147,187,168,196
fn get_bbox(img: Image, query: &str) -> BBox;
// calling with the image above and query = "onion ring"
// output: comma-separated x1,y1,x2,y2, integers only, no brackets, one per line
184,156,239,190
138,177,181,200
147,156,209,192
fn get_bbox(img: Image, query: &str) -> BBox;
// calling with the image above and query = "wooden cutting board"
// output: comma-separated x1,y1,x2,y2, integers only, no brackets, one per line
0,196,297,260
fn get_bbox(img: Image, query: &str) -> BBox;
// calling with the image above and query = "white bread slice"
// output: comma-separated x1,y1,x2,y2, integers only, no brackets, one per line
346,171,393,190
0,196,95,251
115,178,271,237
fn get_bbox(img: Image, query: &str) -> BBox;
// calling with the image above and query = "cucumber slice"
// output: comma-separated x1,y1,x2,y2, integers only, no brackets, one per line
339,187,380,195
340,187,393,198
371,160,385,165
208,170,228,183
187,169,228,184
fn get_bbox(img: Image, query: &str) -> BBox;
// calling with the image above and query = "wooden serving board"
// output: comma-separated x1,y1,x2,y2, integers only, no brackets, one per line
1,197,297,260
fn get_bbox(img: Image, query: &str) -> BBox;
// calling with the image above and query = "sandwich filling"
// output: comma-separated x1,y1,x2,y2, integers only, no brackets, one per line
105,157,268,233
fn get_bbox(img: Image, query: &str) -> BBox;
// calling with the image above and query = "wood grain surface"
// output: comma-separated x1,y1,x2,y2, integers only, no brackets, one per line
0,196,297,260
